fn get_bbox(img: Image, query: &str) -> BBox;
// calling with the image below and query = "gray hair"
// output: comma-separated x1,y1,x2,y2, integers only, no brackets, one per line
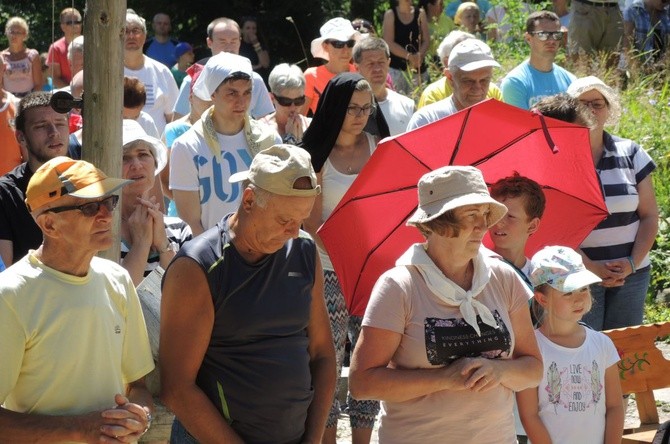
67,35,84,62
244,181,272,208
268,64,306,94
352,37,390,63
437,31,475,67
126,11,146,34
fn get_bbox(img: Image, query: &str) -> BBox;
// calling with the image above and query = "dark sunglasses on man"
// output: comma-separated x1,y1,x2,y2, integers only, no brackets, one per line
327,39,356,49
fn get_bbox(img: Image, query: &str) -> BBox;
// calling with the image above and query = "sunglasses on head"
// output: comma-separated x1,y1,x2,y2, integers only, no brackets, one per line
45,195,119,217
274,95,307,107
352,19,374,33
529,31,564,41
327,39,356,49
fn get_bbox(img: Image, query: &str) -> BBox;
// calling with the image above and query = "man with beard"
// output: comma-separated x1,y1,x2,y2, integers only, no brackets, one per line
0,92,69,265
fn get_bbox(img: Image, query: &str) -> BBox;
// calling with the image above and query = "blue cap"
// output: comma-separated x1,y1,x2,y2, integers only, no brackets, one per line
174,42,193,59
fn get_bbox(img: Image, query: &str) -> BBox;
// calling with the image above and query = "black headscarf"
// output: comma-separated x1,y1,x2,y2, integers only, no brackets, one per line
300,72,390,172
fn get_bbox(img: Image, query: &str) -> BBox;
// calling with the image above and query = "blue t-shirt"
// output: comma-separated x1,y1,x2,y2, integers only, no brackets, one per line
501,60,576,110
145,38,178,67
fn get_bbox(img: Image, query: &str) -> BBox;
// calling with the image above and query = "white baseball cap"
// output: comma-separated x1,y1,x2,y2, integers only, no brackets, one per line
448,39,500,72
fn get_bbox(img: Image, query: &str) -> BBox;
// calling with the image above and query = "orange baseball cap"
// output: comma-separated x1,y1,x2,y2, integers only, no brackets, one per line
25,156,132,212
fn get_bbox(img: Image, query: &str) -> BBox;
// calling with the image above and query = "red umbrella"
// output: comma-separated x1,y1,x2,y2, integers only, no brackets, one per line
318,99,608,316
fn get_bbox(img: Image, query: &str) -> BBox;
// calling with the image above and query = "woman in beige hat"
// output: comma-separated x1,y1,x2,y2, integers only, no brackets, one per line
567,76,659,331
349,165,542,443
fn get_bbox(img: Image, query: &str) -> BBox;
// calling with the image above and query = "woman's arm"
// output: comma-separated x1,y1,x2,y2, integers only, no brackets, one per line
417,8,431,60
31,50,43,92
630,175,659,269
121,204,154,286
302,171,326,251
516,388,552,444
603,363,624,444
349,325,470,403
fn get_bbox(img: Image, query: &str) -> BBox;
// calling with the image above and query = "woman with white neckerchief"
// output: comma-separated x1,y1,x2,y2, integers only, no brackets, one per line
349,166,542,443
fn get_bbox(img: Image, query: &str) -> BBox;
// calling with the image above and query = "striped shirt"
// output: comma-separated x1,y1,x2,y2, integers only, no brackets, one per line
580,132,655,268
120,216,192,277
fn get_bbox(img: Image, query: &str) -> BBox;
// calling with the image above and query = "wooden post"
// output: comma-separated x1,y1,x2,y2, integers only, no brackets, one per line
82,0,126,261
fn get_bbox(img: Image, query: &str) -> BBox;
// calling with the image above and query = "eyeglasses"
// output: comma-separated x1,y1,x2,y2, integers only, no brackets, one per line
5,30,26,36
274,95,306,107
327,39,356,49
346,104,375,117
125,28,144,36
63,20,82,26
579,99,608,110
45,195,119,217
529,31,564,41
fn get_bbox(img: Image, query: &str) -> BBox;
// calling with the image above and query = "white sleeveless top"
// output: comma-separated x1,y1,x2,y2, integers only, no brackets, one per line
318,132,376,271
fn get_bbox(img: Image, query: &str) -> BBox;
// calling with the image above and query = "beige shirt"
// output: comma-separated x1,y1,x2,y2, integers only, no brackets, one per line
363,257,530,443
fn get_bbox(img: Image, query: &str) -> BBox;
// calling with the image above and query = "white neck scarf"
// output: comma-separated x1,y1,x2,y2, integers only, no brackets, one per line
396,244,497,336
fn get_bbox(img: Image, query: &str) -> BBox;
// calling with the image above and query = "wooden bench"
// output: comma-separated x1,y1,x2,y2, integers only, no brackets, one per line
603,322,670,444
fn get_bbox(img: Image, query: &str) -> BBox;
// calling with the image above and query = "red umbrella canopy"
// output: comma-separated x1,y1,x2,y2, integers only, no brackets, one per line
318,99,608,316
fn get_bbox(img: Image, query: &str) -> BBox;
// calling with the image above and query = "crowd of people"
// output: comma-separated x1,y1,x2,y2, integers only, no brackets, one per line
0,1,666,442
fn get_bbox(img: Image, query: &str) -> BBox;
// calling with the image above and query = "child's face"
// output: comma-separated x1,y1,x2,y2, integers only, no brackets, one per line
537,285,592,323
460,8,480,31
489,195,539,253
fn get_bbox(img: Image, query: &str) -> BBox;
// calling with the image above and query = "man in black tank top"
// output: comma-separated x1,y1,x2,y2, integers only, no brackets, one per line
160,145,336,443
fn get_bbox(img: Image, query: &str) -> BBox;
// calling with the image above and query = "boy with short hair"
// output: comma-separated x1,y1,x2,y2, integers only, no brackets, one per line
488,171,546,444
489,172,546,285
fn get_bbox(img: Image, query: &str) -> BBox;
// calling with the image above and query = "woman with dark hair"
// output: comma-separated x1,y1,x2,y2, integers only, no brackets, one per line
302,72,387,444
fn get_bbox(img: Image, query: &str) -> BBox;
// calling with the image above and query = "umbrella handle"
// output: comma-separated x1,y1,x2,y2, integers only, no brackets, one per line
531,110,560,154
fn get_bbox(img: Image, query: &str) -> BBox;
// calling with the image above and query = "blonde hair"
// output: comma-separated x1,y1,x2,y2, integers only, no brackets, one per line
5,17,29,37
454,2,480,26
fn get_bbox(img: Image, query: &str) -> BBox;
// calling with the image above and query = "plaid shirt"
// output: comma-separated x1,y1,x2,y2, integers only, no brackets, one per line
623,0,670,57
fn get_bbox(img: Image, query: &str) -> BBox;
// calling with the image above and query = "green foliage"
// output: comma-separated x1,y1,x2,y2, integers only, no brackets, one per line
644,300,670,324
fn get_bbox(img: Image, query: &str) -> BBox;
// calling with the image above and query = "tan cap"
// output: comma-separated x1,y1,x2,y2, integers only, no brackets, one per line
228,145,321,197
407,165,507,227
26,157,132,212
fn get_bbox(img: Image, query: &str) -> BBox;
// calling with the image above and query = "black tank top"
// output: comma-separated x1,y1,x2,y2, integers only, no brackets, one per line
171,214,317,443
389,6,426,72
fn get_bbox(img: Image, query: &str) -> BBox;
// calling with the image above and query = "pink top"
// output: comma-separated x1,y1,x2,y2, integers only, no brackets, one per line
2,48,38,96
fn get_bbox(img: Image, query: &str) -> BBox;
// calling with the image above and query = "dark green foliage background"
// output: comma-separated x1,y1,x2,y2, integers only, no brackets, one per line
0,0,392,69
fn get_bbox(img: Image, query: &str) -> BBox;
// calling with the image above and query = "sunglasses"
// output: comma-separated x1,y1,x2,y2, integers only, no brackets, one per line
529,31,564,41
327,39,356,49
45,195,119,217
64,20,82,26
274,95,306,107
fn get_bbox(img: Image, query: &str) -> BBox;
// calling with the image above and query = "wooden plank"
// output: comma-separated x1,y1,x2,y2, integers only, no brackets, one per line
83,0,126,262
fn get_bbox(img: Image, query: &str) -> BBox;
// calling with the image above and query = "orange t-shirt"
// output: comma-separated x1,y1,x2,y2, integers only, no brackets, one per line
303,64,357,116
0,96,21,176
